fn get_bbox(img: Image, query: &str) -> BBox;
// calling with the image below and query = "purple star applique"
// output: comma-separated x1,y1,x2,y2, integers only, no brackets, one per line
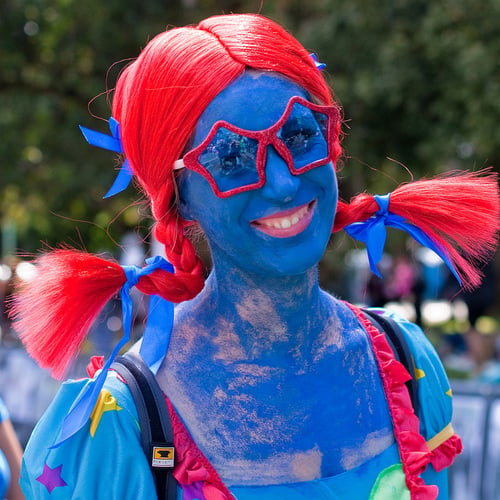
182,481,206,500
36,463,68,493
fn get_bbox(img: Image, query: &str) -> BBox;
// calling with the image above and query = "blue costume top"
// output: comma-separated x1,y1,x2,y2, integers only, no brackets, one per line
0,397,12,498
20,308,461,500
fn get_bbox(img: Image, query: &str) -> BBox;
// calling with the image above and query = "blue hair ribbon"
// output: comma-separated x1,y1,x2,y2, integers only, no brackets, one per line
52,255,174,448
79,117,133,198
139,294,174,375
344,193,461,284
309,53,326,71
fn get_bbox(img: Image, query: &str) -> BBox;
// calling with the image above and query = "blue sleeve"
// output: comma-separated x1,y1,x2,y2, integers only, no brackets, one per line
20,373,157,499
0,398,11,497
0,398,10,423
368,309,458,499
369,308,454,441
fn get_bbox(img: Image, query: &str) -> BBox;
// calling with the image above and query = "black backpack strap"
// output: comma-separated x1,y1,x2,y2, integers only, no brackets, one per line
361,309,420,417
112,352,177,500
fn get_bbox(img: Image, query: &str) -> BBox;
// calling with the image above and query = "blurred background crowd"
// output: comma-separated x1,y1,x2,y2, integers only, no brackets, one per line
2,0,500,498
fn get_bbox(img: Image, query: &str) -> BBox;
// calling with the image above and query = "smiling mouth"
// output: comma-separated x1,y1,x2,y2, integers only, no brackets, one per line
251,201,316,238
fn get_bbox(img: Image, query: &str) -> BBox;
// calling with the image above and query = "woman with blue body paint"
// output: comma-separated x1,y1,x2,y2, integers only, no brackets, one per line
13,13,499,500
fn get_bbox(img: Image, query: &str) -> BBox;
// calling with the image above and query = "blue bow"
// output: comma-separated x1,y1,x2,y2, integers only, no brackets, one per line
344,193,461,284
79,117,133,198
309,53,326,71
52,256,174,448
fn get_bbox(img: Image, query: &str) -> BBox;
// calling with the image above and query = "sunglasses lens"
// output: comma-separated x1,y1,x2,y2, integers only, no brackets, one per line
278,103,329,171
198,127,260,193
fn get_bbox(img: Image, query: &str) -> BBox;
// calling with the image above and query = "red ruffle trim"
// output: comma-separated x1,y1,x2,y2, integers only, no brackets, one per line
347,304,438,500
431,433,463,472
87,354,127,383
165,398,236,500
89,309,460,500
87,355,104,377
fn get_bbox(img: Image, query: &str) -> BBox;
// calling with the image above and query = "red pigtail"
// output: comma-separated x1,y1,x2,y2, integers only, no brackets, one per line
334,170,500,288
11,250,126,379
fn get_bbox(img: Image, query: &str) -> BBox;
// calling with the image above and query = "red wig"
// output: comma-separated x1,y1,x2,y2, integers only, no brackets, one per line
12,14,342,377
11,14,499,377
112,13,340,295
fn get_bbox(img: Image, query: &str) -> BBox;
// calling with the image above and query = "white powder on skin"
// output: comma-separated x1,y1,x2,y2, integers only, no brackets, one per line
219,446,324,486
311,312,344,362
169,321,207,363
291,446,323,481
340,428,395,470
227,363,282,391
211,316,247,364
235,289,289,353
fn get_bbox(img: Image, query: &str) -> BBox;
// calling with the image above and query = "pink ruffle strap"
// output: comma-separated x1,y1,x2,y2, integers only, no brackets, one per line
348,304,438,500
431,433,463,472
165,398,235,500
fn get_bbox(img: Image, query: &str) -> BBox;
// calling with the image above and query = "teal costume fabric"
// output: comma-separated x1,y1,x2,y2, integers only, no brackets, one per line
0,398,9,423
374,309,454,442
21,375,157,499
20,311,457,499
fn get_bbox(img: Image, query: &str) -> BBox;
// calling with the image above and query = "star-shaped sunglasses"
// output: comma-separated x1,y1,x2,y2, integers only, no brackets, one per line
174,96,340,198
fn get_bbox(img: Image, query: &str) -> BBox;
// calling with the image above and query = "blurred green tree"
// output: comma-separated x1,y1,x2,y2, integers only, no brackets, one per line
1,0,187,254
294,0,500,199
1,0,499,276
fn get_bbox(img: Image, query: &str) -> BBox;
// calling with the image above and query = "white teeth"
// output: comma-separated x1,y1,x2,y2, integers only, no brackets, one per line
259,204,309,229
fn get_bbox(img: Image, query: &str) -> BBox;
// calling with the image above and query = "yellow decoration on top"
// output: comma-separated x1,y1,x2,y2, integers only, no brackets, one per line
426,423,455,451
446,388,453,397
415,368,426,380
89,389,122,437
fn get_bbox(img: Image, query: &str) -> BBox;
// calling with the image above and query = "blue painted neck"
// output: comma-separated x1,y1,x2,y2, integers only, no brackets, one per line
195,261,325,361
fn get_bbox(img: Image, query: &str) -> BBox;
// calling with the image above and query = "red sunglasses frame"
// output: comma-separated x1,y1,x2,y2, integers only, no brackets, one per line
174,96,340,198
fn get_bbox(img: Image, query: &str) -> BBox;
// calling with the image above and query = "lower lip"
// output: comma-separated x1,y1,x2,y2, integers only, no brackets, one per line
251,201,316,238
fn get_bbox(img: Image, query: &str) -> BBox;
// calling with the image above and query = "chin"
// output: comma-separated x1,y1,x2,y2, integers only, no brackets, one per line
256,243,327,277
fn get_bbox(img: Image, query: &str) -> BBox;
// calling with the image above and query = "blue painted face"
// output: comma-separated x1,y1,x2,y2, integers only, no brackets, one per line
177,72,338,276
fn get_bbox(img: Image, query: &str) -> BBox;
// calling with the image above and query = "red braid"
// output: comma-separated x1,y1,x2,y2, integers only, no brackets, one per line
333,170,500,288
12,14,339,375
138,213,205,303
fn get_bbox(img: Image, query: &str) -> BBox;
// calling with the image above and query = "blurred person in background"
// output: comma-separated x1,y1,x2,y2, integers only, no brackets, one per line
0,397,24,499
0,262,14,343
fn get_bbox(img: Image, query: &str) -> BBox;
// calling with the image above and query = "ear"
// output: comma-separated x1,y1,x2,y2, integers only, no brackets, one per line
175,169,193,221
178,193,194,222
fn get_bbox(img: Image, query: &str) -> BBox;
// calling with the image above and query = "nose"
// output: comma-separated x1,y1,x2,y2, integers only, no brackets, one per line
260,146,300,203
